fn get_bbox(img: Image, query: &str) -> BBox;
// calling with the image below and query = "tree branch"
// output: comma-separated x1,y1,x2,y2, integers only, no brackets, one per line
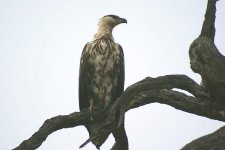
181,126,225,150
87,75,225,147
200,0,218,41
13,74,225,150
190,0,225,105
13,110,92,150
14,74,225,150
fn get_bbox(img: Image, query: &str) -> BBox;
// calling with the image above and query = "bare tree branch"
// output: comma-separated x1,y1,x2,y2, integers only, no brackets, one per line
181,126,225,150
85,75,225,147
14,73,225,150
190,0,225,105
200,0,217,41
13,110,93,150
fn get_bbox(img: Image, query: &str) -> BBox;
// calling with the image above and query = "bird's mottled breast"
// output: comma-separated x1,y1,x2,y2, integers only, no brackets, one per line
87,39,121,69
84,39,122,106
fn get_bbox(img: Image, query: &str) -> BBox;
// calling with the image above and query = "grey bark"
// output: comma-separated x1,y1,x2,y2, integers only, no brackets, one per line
182,126,225,150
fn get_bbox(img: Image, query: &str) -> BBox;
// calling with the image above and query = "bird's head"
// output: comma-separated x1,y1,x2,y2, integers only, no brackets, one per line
99,15,127,27
95,15,127,40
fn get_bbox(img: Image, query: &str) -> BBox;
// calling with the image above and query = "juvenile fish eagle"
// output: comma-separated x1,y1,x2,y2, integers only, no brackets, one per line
79,15,127,149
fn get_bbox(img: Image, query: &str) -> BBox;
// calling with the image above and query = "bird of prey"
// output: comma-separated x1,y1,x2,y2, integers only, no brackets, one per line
79,15,127,149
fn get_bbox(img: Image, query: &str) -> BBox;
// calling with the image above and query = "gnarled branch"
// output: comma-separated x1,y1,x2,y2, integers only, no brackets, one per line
181,126,225,150
190,0,225,105
13,75,225,150
13,110,92,150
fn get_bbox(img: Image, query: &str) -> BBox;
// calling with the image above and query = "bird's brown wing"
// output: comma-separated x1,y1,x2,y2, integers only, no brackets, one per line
79,43,94,110
112,44,125,102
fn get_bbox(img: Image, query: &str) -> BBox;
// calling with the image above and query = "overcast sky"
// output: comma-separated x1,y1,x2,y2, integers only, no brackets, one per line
1,0,225,150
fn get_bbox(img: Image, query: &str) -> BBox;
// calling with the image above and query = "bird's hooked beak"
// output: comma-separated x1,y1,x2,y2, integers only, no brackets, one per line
120,18,127,24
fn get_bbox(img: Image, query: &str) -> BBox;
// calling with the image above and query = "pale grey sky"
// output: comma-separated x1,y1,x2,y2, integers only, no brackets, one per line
0,0,225,150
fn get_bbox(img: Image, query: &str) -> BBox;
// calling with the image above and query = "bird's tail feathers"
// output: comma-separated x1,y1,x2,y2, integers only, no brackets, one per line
86,124,109,149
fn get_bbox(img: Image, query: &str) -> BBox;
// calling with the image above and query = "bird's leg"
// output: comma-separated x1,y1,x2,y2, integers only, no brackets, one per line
103,97,111,110
89,99,94,120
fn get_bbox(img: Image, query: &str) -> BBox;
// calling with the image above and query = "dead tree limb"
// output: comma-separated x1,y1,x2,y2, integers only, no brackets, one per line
181,126,225,150
189,0,225,105
12,111,92,150
13,75,225,150
200,0,217,41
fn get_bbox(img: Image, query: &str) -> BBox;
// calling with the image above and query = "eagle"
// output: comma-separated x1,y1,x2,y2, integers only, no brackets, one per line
79,15,127,149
